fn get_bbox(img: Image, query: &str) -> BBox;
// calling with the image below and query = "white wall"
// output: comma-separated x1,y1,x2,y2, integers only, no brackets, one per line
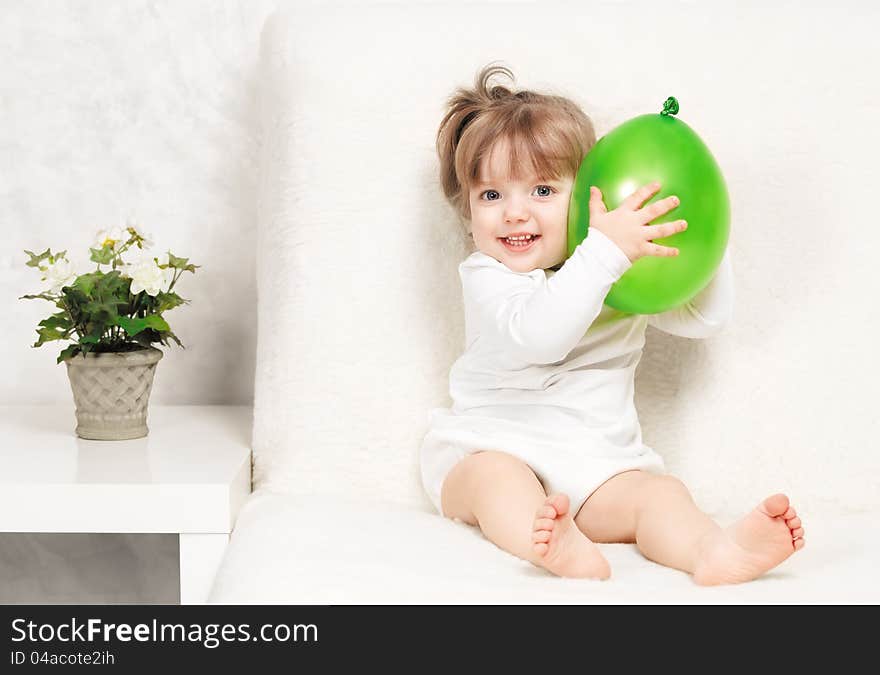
2,0,485,407
2,0,280,405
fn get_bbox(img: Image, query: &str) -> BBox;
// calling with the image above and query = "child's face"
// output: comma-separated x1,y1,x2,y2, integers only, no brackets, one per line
468,140,573,273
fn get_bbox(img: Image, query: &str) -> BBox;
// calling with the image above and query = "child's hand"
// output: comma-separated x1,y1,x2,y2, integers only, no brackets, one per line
588,182,687,263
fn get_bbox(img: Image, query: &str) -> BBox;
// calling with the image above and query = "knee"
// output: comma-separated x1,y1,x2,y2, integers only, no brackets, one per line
452,450,542,502
460,450,535,486
441,450,538,523
643,474,693,504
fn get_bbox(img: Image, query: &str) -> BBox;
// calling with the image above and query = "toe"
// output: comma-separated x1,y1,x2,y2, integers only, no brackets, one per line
791,527,804,539
547,494,570,517
534,542,549,556
782,507,797,520
786,516,801,530
534,518,555,531
533,529,551,544
794,538,806,550
538,505,556,519
761,493,790,518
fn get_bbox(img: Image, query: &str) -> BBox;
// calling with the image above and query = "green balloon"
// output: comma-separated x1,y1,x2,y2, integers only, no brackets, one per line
567,97,730,314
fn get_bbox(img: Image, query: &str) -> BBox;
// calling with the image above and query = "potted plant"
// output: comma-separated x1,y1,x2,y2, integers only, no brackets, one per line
19,223,199,440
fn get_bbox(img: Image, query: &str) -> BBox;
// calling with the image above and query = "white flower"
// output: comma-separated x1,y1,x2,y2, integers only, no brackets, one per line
125,218,154,249
41,257,77,293
92,226,126,251
126,255,174,297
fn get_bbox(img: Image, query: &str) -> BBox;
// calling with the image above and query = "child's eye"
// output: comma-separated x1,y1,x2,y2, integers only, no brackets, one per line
533,185,555,197
480,190,501,201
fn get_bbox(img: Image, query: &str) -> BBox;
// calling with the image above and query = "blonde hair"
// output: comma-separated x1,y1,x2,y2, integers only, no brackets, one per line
437,63,596,222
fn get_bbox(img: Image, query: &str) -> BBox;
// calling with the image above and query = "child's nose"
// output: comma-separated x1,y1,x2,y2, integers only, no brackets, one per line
503,198,529,223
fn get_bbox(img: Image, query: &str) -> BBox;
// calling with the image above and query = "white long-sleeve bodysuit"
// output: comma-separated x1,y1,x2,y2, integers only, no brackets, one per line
419,228,734,517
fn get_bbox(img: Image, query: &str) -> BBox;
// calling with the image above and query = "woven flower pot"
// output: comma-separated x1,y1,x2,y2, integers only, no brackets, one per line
64,346,163,440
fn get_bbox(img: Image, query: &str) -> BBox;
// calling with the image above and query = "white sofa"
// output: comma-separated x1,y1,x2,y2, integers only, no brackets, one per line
208,3,880,604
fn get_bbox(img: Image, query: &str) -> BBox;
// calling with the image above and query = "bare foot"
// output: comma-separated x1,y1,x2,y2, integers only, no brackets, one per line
532,494,611,579
693,493,805,586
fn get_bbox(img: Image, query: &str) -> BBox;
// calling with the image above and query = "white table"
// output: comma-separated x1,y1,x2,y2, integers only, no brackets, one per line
0,404,252,604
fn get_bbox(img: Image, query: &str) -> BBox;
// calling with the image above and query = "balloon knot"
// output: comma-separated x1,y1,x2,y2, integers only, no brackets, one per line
661,97,680,116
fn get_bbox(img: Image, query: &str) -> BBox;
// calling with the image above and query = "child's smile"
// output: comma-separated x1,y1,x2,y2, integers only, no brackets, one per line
498,232,541,252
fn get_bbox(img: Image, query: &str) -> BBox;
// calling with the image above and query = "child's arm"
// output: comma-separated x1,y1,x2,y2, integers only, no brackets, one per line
461,229,632,364
646,245,734,338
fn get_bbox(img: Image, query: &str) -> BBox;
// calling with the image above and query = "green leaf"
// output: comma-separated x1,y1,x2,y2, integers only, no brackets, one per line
56,344,82,364
116,314,170,337
166,253,200,273
133,291,155,315
167,252,189,269
38,312,72,331
19,292,57,303
78,292,113,343
33,313,73,347
102,271,131,302
89,246,115,265
132,328,161,347
147,315,170,332
62,285,88,307
154,291,186,312
82,301,119,325
32,325,67,348
97,269,123,285
80,317,106,343
115,316,147,336
60,288,87,329
165,331,184,348
72,272,102,297
24,248,52,268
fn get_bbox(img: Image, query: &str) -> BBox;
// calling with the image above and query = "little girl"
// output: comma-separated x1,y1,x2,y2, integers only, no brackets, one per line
420,65,805,584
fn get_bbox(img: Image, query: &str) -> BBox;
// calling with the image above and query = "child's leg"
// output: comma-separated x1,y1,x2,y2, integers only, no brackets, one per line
575,472,719,569
441,450,610,579
574,470,806,585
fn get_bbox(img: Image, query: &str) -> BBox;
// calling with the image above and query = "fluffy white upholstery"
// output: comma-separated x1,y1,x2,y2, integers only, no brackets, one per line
252,6,470,509
211,2,880,602
211,490,879,603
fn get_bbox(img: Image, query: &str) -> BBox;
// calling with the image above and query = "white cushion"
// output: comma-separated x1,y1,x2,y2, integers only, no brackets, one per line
209,491,880,604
